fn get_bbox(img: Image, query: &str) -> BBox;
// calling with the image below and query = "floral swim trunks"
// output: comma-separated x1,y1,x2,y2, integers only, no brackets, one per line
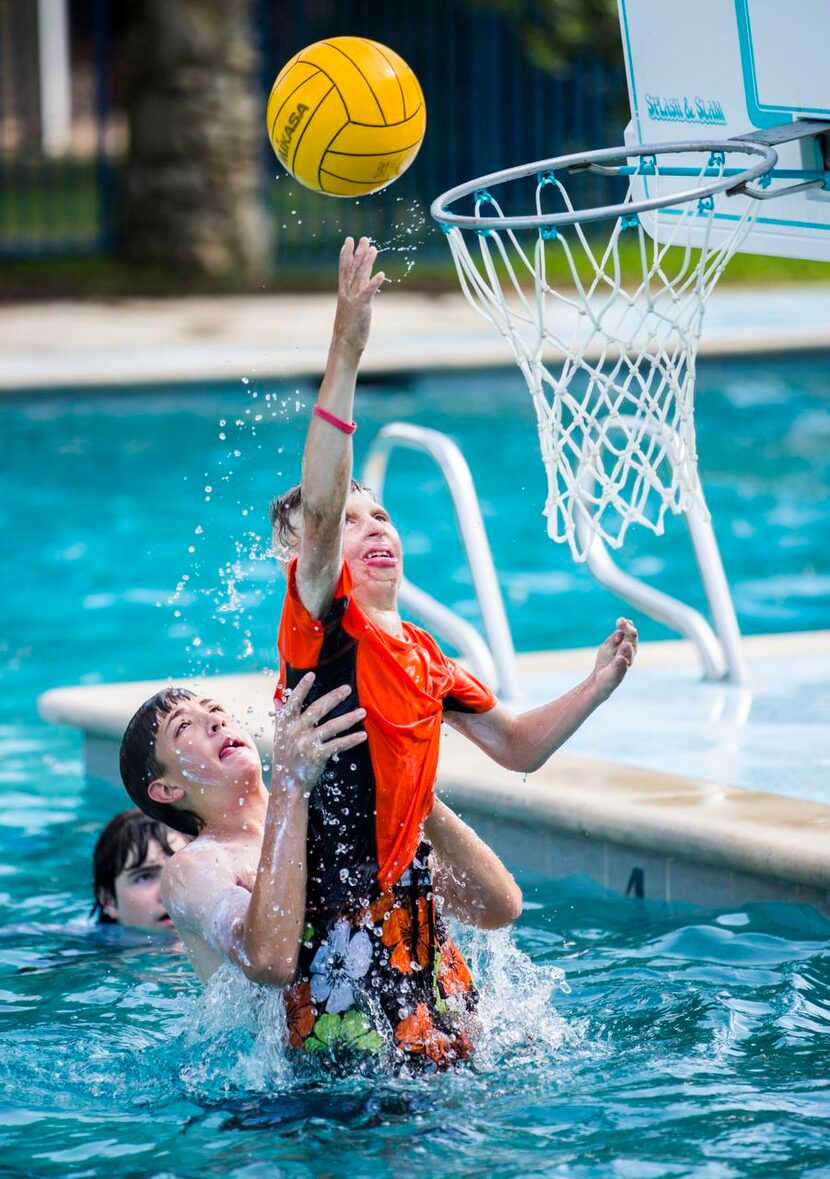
284,845,479,1070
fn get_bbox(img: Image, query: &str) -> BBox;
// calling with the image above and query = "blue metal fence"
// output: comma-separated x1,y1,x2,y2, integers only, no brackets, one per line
0,0,626,267
0,0,116,260
261,0,628,269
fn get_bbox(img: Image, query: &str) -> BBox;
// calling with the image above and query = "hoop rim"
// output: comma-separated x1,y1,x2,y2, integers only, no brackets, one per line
429,139,779,232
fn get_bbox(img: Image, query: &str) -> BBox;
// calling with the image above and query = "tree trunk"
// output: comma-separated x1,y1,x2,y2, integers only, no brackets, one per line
122,0,270,282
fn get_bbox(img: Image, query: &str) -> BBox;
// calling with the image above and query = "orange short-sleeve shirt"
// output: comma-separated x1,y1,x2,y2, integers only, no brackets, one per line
276,557,496,898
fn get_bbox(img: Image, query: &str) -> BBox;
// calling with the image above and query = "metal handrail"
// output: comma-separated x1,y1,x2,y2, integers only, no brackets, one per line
362,424,521,701
574,417,750,685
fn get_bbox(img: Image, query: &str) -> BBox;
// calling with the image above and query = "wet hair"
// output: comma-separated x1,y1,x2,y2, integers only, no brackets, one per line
268,478,378,551
91,808,178,924
119,688,203,837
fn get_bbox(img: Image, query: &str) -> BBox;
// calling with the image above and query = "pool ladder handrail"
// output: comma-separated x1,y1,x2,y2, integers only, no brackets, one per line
362,423,521,701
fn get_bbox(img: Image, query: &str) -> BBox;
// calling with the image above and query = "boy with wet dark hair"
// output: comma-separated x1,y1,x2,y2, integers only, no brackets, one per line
118,679,522,1064
119,677,381,986
91,809,186,931
120,687,205,836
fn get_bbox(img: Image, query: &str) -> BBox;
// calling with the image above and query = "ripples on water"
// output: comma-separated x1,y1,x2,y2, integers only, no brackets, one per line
0,858,828,1178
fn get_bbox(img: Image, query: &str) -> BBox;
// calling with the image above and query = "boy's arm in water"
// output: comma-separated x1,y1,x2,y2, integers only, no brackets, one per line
425,799,522,930
445,618,638,773
295,236,385,620
162,676,367,985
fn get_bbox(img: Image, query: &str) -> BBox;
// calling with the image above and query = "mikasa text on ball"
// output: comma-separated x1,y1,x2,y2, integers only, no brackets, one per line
266,36,426,197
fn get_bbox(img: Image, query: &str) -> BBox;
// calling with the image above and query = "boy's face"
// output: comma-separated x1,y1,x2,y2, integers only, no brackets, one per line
341,490,403,600
151,696,263,798
277,490,403,600
105,835,186,930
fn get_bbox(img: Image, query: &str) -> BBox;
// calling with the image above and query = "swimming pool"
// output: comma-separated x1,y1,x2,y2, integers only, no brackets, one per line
1,854,828,1176
1,354,829,1175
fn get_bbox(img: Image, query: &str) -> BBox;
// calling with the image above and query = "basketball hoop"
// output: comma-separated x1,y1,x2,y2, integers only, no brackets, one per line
431,140,778,561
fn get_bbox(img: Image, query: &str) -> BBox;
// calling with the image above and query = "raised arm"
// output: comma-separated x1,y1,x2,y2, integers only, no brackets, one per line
445,618,638,773
425,798,522,929
296,237,385,619
164,676,367,985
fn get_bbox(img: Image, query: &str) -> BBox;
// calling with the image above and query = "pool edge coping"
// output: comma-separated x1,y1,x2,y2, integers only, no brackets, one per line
37,630,830,896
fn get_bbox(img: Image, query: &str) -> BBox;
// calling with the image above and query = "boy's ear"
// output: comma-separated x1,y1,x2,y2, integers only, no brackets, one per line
97,887,118,922
147,780,185,806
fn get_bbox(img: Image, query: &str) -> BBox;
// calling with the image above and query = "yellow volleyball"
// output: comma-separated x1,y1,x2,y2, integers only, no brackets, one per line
266,36,426,197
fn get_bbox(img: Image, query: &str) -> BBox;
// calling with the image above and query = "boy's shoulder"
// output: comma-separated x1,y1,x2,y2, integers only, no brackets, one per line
400,619,456,668
161,835,235,905
166,833,235,873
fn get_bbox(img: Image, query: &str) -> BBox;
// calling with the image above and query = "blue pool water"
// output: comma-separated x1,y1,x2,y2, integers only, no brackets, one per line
2,351,829,721
1,855,828,1177
0,354,829,1175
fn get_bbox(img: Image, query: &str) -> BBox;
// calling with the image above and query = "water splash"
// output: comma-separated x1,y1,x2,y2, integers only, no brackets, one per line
179,963,294,1098
458,925,581,1073
163,383,308,678
374,197,431,282
174,925,578,1101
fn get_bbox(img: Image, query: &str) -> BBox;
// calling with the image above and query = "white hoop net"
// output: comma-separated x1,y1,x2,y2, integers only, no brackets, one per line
439,153,761,561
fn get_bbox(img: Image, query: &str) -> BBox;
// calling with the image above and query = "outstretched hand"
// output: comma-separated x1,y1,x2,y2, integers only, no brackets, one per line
271,673,366,793
332,236,385,357
592,617,638,701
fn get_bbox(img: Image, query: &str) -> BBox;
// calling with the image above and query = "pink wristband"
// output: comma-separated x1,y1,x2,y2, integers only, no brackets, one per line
313,405,357,435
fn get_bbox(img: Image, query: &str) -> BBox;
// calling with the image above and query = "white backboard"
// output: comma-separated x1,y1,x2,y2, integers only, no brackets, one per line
619,0,830,261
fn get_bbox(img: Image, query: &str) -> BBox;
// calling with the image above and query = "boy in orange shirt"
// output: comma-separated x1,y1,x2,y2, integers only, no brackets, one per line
270,237,638,1066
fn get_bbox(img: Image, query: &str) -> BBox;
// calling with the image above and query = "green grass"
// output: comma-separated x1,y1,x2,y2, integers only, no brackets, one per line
0,161,104,246
2,240,829,302
2,160,829,299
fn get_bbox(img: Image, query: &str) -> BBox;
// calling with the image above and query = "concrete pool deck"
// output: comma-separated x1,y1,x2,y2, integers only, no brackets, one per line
38,631,830,914
2,283,830,391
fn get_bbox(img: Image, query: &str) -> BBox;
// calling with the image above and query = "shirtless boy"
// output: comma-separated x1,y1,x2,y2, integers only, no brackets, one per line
267,236,638,1064
119,678,521,1026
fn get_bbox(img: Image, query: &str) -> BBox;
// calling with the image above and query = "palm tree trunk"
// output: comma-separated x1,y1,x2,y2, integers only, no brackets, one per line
122,0,270,282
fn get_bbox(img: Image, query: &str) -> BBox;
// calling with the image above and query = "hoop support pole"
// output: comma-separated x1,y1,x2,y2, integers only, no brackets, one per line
574,424,750,685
